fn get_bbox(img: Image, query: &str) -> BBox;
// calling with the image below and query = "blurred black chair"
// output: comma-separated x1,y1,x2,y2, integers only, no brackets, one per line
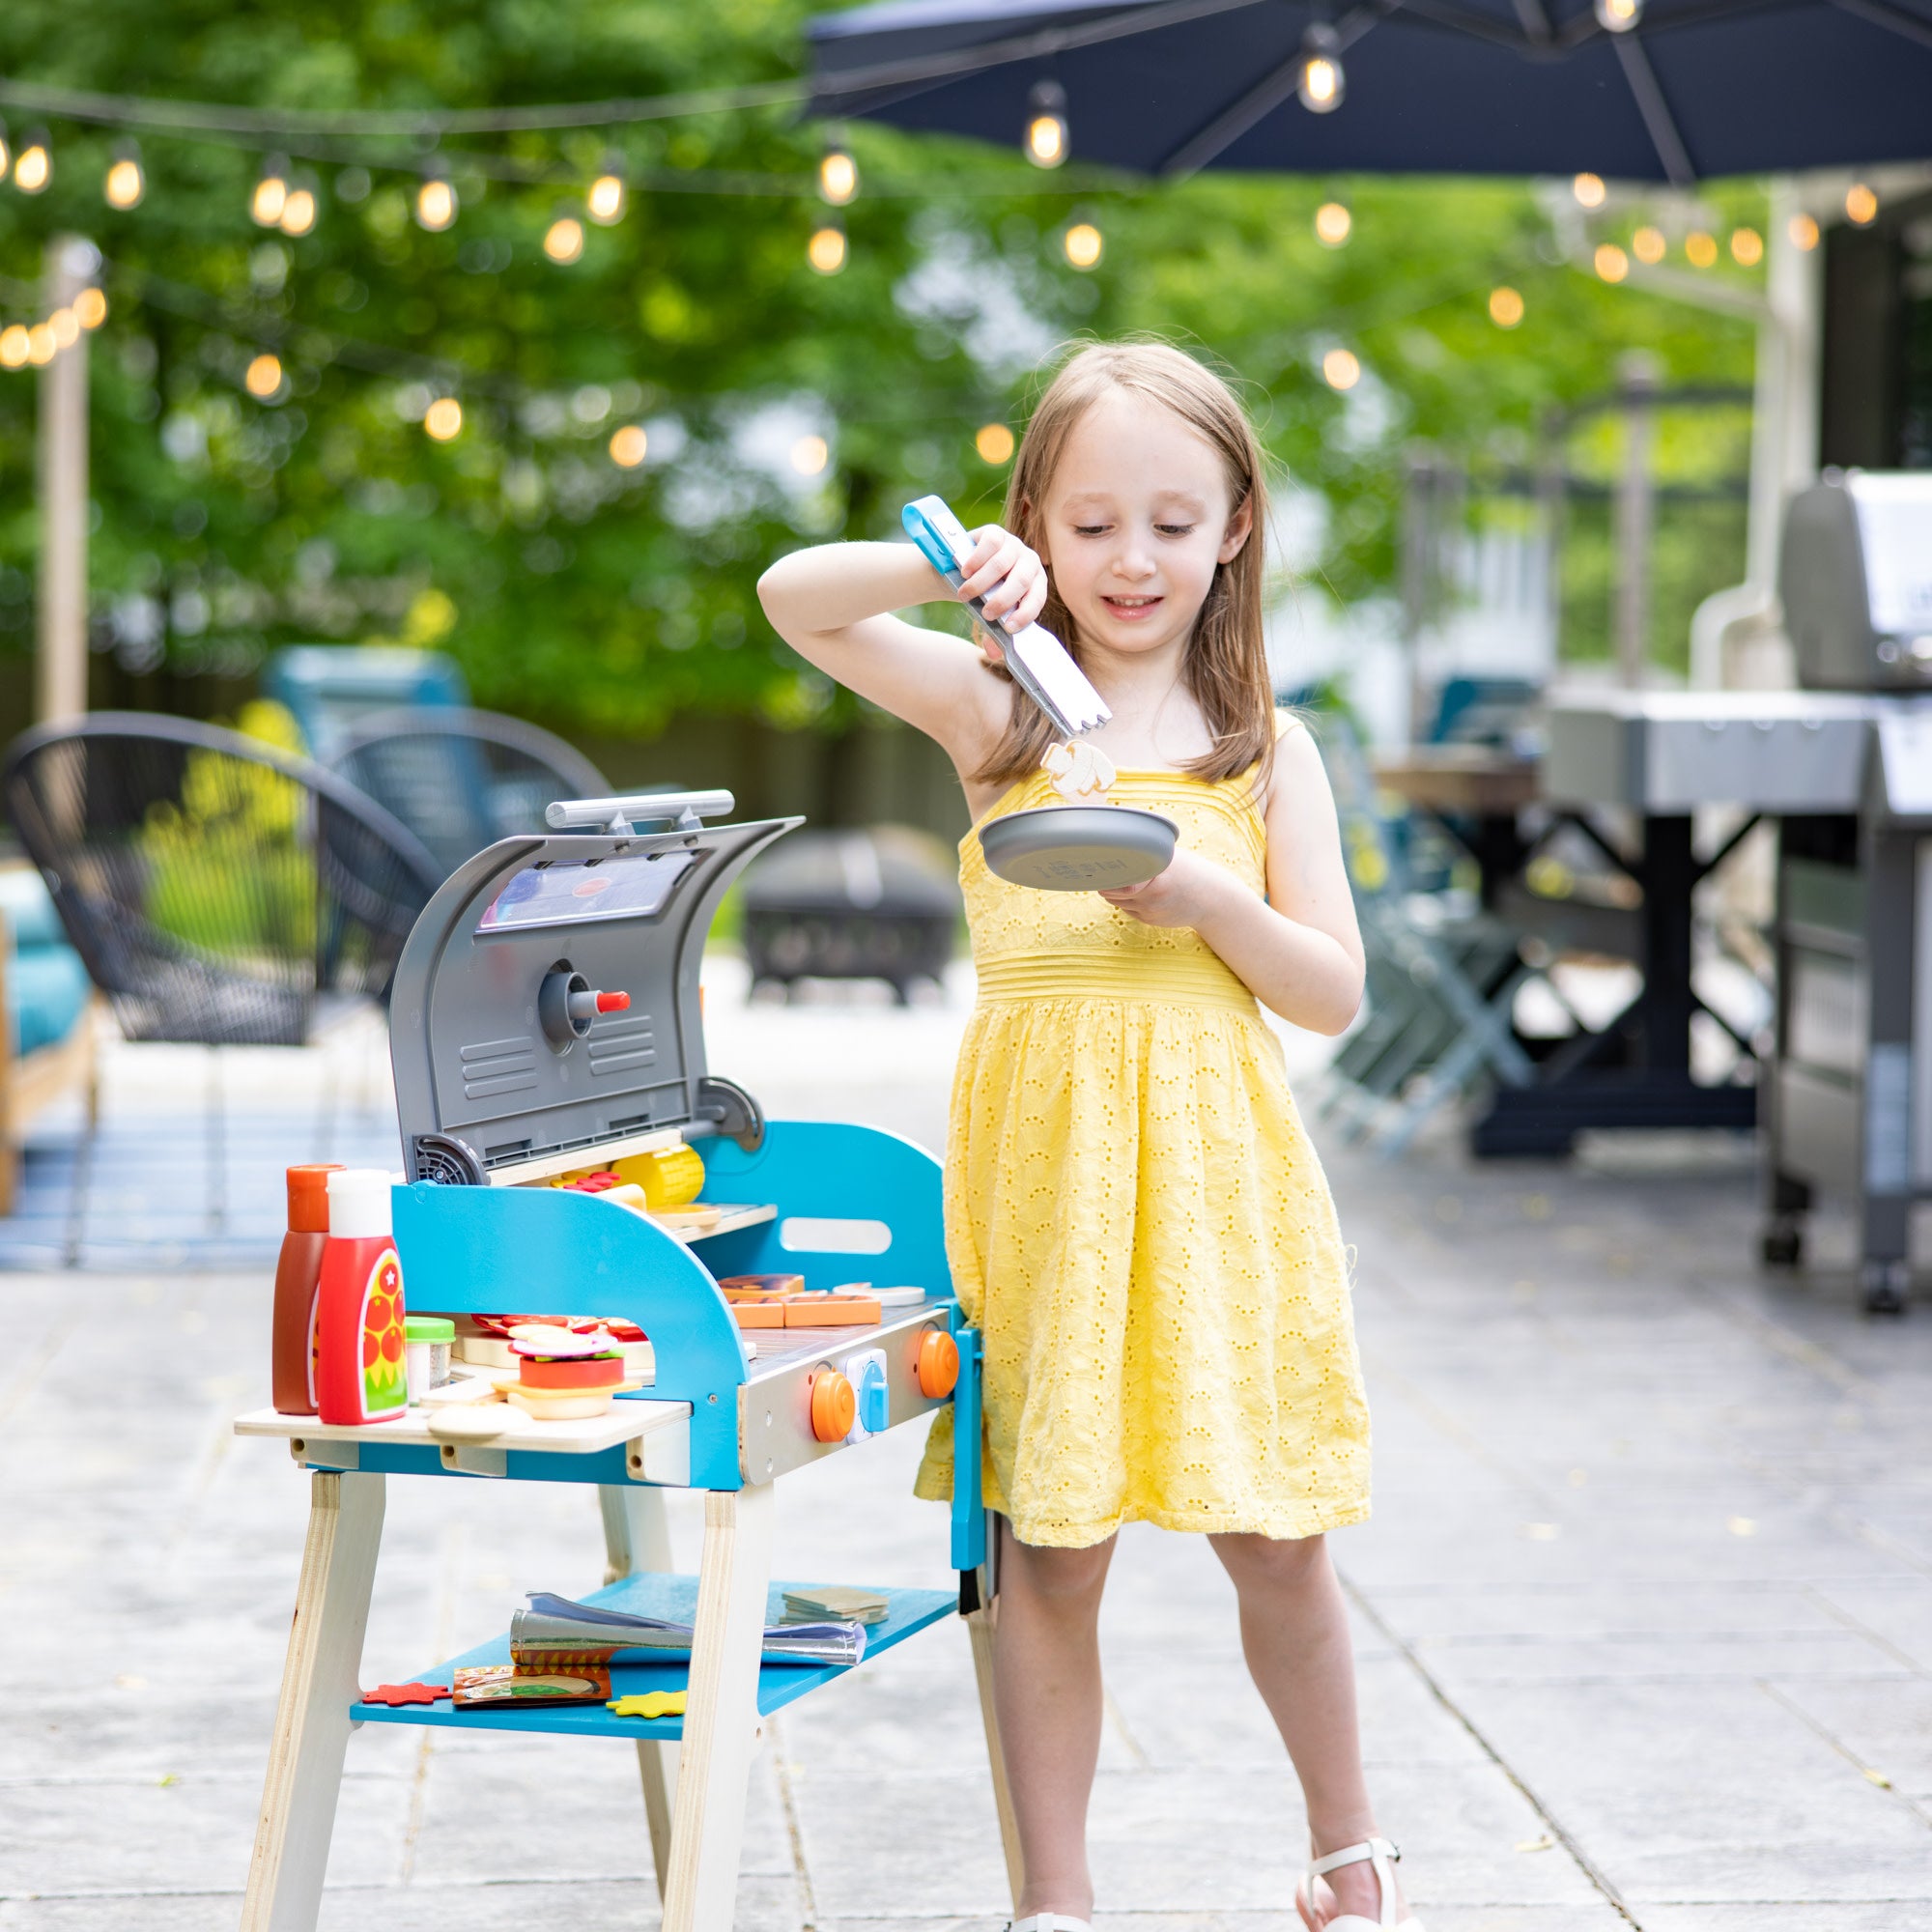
326,706,610,878
2,714,440,1048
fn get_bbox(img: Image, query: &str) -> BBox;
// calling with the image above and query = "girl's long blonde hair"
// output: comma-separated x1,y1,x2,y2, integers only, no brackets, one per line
975,340,1274,789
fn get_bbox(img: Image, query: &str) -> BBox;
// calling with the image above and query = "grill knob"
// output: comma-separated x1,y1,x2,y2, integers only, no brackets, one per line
810,1369,855,1443
915,1328,959,1399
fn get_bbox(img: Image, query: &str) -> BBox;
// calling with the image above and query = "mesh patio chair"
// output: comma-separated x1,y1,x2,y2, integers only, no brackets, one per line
326,706,610,879
1312,709,1536,1154
3,714,441,1048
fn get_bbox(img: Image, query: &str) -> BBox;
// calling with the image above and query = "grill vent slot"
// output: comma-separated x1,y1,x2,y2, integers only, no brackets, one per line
461,1034,538,1100
588,1011,656,1079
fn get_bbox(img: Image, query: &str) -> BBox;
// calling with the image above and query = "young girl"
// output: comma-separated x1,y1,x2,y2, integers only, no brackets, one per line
758,342,1419,1932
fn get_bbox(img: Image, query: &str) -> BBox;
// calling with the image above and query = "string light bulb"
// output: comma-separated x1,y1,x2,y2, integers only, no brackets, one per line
808,218,847,274
1846,183,1878,225
976,422,1015,465
1573,172,1606,209
252,156,290,227
415,173,458,232
1594,0,1643,30
1489,286,1524,327
790,434,829,476
587,165,626,225
544,213,585,264
1729,225,1763,266
14,130,51,195
1064,221,1103,270
0,327,26,369
1788,212,1820,251
1297,27,1346,114
1321,347,1361,390
279,174,317,237
1685,230,1718,268
73,288,107,329
610,424,648,468
1315,201,1351,246
1595,242,1630,281
1025,80,1069,167
245,353,284,399
1633,225,1665,264
423,396,464,441
104,143,144,211
818,141,858,207
0,122,11,184
27,324,56,365
48,307,78,350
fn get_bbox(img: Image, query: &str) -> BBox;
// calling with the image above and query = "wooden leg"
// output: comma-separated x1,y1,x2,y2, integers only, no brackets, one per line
967,1585,1025,1911
659,1483,776,1932
241,1471,385,1932
599,1485,679,1899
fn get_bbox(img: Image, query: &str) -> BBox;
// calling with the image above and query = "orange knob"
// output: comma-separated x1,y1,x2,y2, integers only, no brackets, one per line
915,1327,959,1399
810,1369,855,1443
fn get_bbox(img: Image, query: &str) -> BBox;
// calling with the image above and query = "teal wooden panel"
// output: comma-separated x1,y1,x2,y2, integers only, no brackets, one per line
392,1179,749,1488
301,1442,642,1487
349,1572,956,1740
696,1120,953,1298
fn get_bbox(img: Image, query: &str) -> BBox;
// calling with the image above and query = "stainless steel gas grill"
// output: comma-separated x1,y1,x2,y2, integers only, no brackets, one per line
1763,475,1932,1311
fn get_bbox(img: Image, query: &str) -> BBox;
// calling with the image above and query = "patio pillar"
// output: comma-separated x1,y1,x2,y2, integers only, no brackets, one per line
1612,352,1659,688
37,234,96,724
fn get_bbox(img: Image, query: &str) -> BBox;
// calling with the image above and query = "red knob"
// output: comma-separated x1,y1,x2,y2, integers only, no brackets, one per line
595,990,630,1013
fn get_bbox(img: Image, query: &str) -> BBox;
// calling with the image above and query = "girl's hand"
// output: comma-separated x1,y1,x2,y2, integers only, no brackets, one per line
952,525,1048,635
1096,847,1237,929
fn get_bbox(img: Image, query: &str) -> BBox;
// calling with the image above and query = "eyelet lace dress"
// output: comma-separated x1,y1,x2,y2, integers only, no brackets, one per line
914,752,1372,1548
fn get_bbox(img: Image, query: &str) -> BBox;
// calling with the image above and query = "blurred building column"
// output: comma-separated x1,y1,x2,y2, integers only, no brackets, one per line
37,234,98,724
1613,351,1660,688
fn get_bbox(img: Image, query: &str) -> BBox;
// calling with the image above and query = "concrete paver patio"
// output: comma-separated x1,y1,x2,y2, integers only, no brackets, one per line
2,973,1928,1929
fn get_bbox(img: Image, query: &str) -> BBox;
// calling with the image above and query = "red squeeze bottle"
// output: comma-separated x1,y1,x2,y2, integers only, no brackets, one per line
315,1170,410,1427
271,1163,342,1415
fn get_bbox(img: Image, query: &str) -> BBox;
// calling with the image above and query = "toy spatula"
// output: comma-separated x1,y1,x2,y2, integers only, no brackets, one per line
903,496,1111,739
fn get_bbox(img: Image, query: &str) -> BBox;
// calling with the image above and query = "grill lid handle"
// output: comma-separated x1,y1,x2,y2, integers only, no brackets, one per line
545,790,736,835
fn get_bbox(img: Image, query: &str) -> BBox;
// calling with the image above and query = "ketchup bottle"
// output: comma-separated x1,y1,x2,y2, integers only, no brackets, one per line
315,1170,409,1427
271,1163,341,1415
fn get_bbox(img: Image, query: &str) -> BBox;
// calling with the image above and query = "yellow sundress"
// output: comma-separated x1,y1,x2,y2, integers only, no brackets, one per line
914,750,1373,1548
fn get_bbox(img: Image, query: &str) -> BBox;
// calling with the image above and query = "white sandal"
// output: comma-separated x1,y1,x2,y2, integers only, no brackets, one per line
1295,1835,1424,1931
1009,1918,1092,1932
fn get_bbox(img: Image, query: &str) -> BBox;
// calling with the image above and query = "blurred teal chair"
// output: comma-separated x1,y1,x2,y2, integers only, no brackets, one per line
0,866,97,1215
264,646,468,760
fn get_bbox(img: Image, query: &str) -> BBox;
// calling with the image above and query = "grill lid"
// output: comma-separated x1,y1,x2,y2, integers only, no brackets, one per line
387,792,799,1183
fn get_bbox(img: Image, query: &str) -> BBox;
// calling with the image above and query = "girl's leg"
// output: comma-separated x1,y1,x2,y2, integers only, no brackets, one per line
1209,1532,1408,1926
991,1516,1117,1918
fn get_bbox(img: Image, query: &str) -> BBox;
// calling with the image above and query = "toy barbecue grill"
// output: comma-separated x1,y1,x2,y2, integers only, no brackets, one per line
230,790,1009,1932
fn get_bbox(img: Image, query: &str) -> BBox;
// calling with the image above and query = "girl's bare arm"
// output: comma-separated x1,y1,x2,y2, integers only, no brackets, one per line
756,531,1046,772
1097,724,1365,1035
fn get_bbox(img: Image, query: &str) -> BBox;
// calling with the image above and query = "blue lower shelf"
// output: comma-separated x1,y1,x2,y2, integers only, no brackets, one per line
351,1573,957,1740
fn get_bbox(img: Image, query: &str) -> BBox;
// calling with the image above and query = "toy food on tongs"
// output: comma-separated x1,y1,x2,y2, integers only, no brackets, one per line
903,495,1178,891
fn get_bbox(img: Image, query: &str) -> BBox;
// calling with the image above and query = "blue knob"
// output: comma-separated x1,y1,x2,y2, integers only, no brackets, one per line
858,1359,890,1435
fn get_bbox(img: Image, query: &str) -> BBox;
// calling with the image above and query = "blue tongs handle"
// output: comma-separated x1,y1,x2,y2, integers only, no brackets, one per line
902,495,976,586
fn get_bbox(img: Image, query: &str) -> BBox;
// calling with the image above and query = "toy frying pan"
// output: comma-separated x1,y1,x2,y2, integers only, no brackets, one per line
979,804,1179,892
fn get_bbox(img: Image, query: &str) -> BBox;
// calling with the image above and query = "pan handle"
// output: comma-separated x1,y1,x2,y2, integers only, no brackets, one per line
545,790,736,834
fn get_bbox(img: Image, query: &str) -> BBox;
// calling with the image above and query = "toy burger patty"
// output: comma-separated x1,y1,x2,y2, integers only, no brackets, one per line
518,1353,627,1390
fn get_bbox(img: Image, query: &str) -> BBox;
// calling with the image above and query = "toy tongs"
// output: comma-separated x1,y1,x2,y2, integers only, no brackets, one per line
903,495,1179,891
902,496,1112,739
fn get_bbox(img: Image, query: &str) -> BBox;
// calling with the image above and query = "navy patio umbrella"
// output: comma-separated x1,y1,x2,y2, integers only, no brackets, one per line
807,0,1932,184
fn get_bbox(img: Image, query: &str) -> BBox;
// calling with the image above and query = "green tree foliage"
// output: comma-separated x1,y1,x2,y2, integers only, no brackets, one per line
0,0,1760,742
